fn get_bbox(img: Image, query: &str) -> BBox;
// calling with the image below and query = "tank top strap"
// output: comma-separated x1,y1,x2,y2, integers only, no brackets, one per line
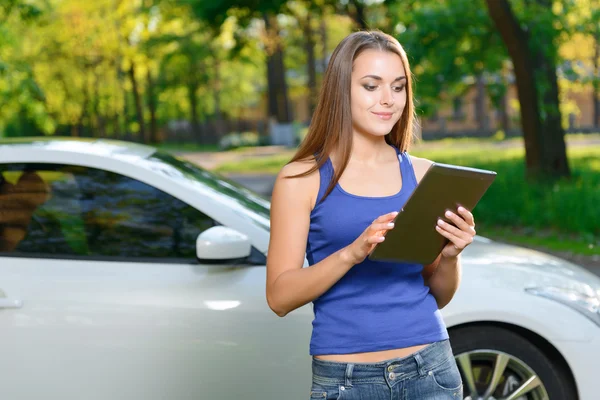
398,150,419,187
314,154,334,206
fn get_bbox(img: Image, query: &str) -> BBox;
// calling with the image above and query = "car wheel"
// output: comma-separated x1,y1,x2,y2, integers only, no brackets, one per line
449,325,576,400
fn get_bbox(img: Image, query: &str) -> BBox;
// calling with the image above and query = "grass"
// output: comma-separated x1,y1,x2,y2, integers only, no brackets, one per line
155,142,220,152
212,136,600,256
217,153,294,174
408,146,599,240
478,225,598,256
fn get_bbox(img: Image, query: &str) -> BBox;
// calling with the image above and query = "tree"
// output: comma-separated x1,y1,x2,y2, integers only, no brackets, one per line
0,0,46,136
386,0,508,128
566,1,600,127
485,0,570,179
185,0,293,123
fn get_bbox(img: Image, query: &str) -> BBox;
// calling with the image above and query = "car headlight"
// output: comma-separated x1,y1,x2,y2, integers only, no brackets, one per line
525,284,600,327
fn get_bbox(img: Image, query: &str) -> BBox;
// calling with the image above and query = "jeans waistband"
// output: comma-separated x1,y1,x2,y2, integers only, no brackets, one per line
311,340,453,386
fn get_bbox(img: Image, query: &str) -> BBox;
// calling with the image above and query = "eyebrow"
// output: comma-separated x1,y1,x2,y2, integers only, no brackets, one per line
360,75,407,82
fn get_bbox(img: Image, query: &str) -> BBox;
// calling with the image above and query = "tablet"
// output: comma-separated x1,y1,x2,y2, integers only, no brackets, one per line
368,162,497,265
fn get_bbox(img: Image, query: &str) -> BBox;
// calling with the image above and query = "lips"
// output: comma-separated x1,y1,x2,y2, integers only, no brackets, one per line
372,112,394,120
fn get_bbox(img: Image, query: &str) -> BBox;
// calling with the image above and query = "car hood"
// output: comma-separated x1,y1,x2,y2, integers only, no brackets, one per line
462,237,600,291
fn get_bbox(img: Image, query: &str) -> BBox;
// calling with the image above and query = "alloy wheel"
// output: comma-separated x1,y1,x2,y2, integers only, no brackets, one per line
455,349,549,400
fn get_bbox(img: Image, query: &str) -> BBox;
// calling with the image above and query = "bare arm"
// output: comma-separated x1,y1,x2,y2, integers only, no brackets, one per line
424,254,462,309
266,161,397,317
410,155,473,309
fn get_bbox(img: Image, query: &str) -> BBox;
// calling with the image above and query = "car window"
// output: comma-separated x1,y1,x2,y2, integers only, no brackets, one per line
0,164,215,261
147,152,271,231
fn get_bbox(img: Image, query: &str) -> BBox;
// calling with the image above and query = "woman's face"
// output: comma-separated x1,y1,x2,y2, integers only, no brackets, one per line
350,49,407,139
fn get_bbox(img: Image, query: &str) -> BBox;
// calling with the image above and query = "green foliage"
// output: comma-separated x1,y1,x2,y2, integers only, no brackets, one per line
155,142,219,152
0,0,597,153
184,0,288,28
0,0,267,140
386,0,508,116
219,131,264,150
409,145,599,238
492,130,506,141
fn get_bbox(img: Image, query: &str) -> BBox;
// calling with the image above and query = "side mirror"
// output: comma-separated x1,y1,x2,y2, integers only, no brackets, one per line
196,226,252,262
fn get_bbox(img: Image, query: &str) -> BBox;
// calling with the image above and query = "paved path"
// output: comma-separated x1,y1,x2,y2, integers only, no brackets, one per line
178,146,290,171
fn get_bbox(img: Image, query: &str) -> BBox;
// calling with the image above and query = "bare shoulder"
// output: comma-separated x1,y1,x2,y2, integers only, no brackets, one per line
278,158,318,179
273,157,320,210
408,154,434,183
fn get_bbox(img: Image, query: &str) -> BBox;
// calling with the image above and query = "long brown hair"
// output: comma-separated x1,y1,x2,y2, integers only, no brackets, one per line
287,30,416,203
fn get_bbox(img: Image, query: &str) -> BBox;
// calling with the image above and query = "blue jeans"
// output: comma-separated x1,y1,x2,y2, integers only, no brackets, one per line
310,340,463,399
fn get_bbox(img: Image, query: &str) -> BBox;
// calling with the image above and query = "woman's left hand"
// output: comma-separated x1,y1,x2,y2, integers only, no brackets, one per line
435,206,476,259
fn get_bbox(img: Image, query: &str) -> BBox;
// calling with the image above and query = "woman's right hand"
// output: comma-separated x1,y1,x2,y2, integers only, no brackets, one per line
342,211,398,265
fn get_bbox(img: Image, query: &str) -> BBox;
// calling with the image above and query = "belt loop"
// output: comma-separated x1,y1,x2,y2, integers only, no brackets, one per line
345,363,354,388
413,353,427,377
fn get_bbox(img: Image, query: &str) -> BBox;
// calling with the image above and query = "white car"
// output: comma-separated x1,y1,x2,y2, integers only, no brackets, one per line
0,137,598,400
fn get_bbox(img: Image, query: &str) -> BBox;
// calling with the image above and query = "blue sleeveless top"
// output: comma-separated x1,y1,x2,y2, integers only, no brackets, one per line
307,147,448,355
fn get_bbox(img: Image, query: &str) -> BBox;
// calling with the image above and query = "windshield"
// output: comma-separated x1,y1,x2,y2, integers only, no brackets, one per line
147,151,271,231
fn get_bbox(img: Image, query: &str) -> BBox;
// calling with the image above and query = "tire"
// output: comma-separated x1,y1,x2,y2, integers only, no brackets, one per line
448,325,577,400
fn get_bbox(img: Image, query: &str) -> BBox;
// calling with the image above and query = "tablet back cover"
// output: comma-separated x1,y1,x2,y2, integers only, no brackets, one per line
368,163,496,265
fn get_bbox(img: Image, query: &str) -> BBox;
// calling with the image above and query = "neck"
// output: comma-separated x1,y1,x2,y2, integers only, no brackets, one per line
346,133,393,165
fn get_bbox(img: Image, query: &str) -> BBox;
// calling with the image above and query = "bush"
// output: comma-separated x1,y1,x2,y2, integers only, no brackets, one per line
219,131,262,150
411,146,600,239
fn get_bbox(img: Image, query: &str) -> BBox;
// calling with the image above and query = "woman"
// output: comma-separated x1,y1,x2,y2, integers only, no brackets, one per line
266,30,474,399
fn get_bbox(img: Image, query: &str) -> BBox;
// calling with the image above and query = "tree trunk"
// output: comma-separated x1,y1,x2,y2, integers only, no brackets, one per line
498,67,510,132
75,84,89,138
302,13,318,118
122,85,129,139
93,72,105,138
188,81,200,143
349,0,368,30
146,69,159,144
128,62,146,143
320,14,328,75
594,32,599,128
112,115,120,138
116,65,126,139
485,0,569,179
498,90,510,132
213,56,222,122
474,73,488,132
263,13,292,123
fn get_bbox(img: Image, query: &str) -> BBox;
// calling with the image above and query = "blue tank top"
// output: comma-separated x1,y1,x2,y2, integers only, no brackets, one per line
306,147,448,355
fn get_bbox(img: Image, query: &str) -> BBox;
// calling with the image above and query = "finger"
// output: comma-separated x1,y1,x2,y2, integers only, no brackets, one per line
437,218,473,241
457,206,475,227
367,235,385,244
443,210,473,233
435,225,472,248
374,211,399,223
435,223,473,249
371,221,395,232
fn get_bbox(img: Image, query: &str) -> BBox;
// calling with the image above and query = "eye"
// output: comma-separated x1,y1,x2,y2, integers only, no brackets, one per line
393,85,406,92
363,85,377,91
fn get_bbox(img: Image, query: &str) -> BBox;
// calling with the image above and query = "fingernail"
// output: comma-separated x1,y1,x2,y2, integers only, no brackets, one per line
437,219,444,225
387,223,395,228
458,207,465,212
445,211,452,217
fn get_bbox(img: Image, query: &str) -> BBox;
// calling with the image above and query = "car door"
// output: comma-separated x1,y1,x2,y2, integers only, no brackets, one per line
0,163,312,400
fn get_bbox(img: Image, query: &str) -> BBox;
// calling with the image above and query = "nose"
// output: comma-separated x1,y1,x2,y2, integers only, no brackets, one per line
380,87,394,106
